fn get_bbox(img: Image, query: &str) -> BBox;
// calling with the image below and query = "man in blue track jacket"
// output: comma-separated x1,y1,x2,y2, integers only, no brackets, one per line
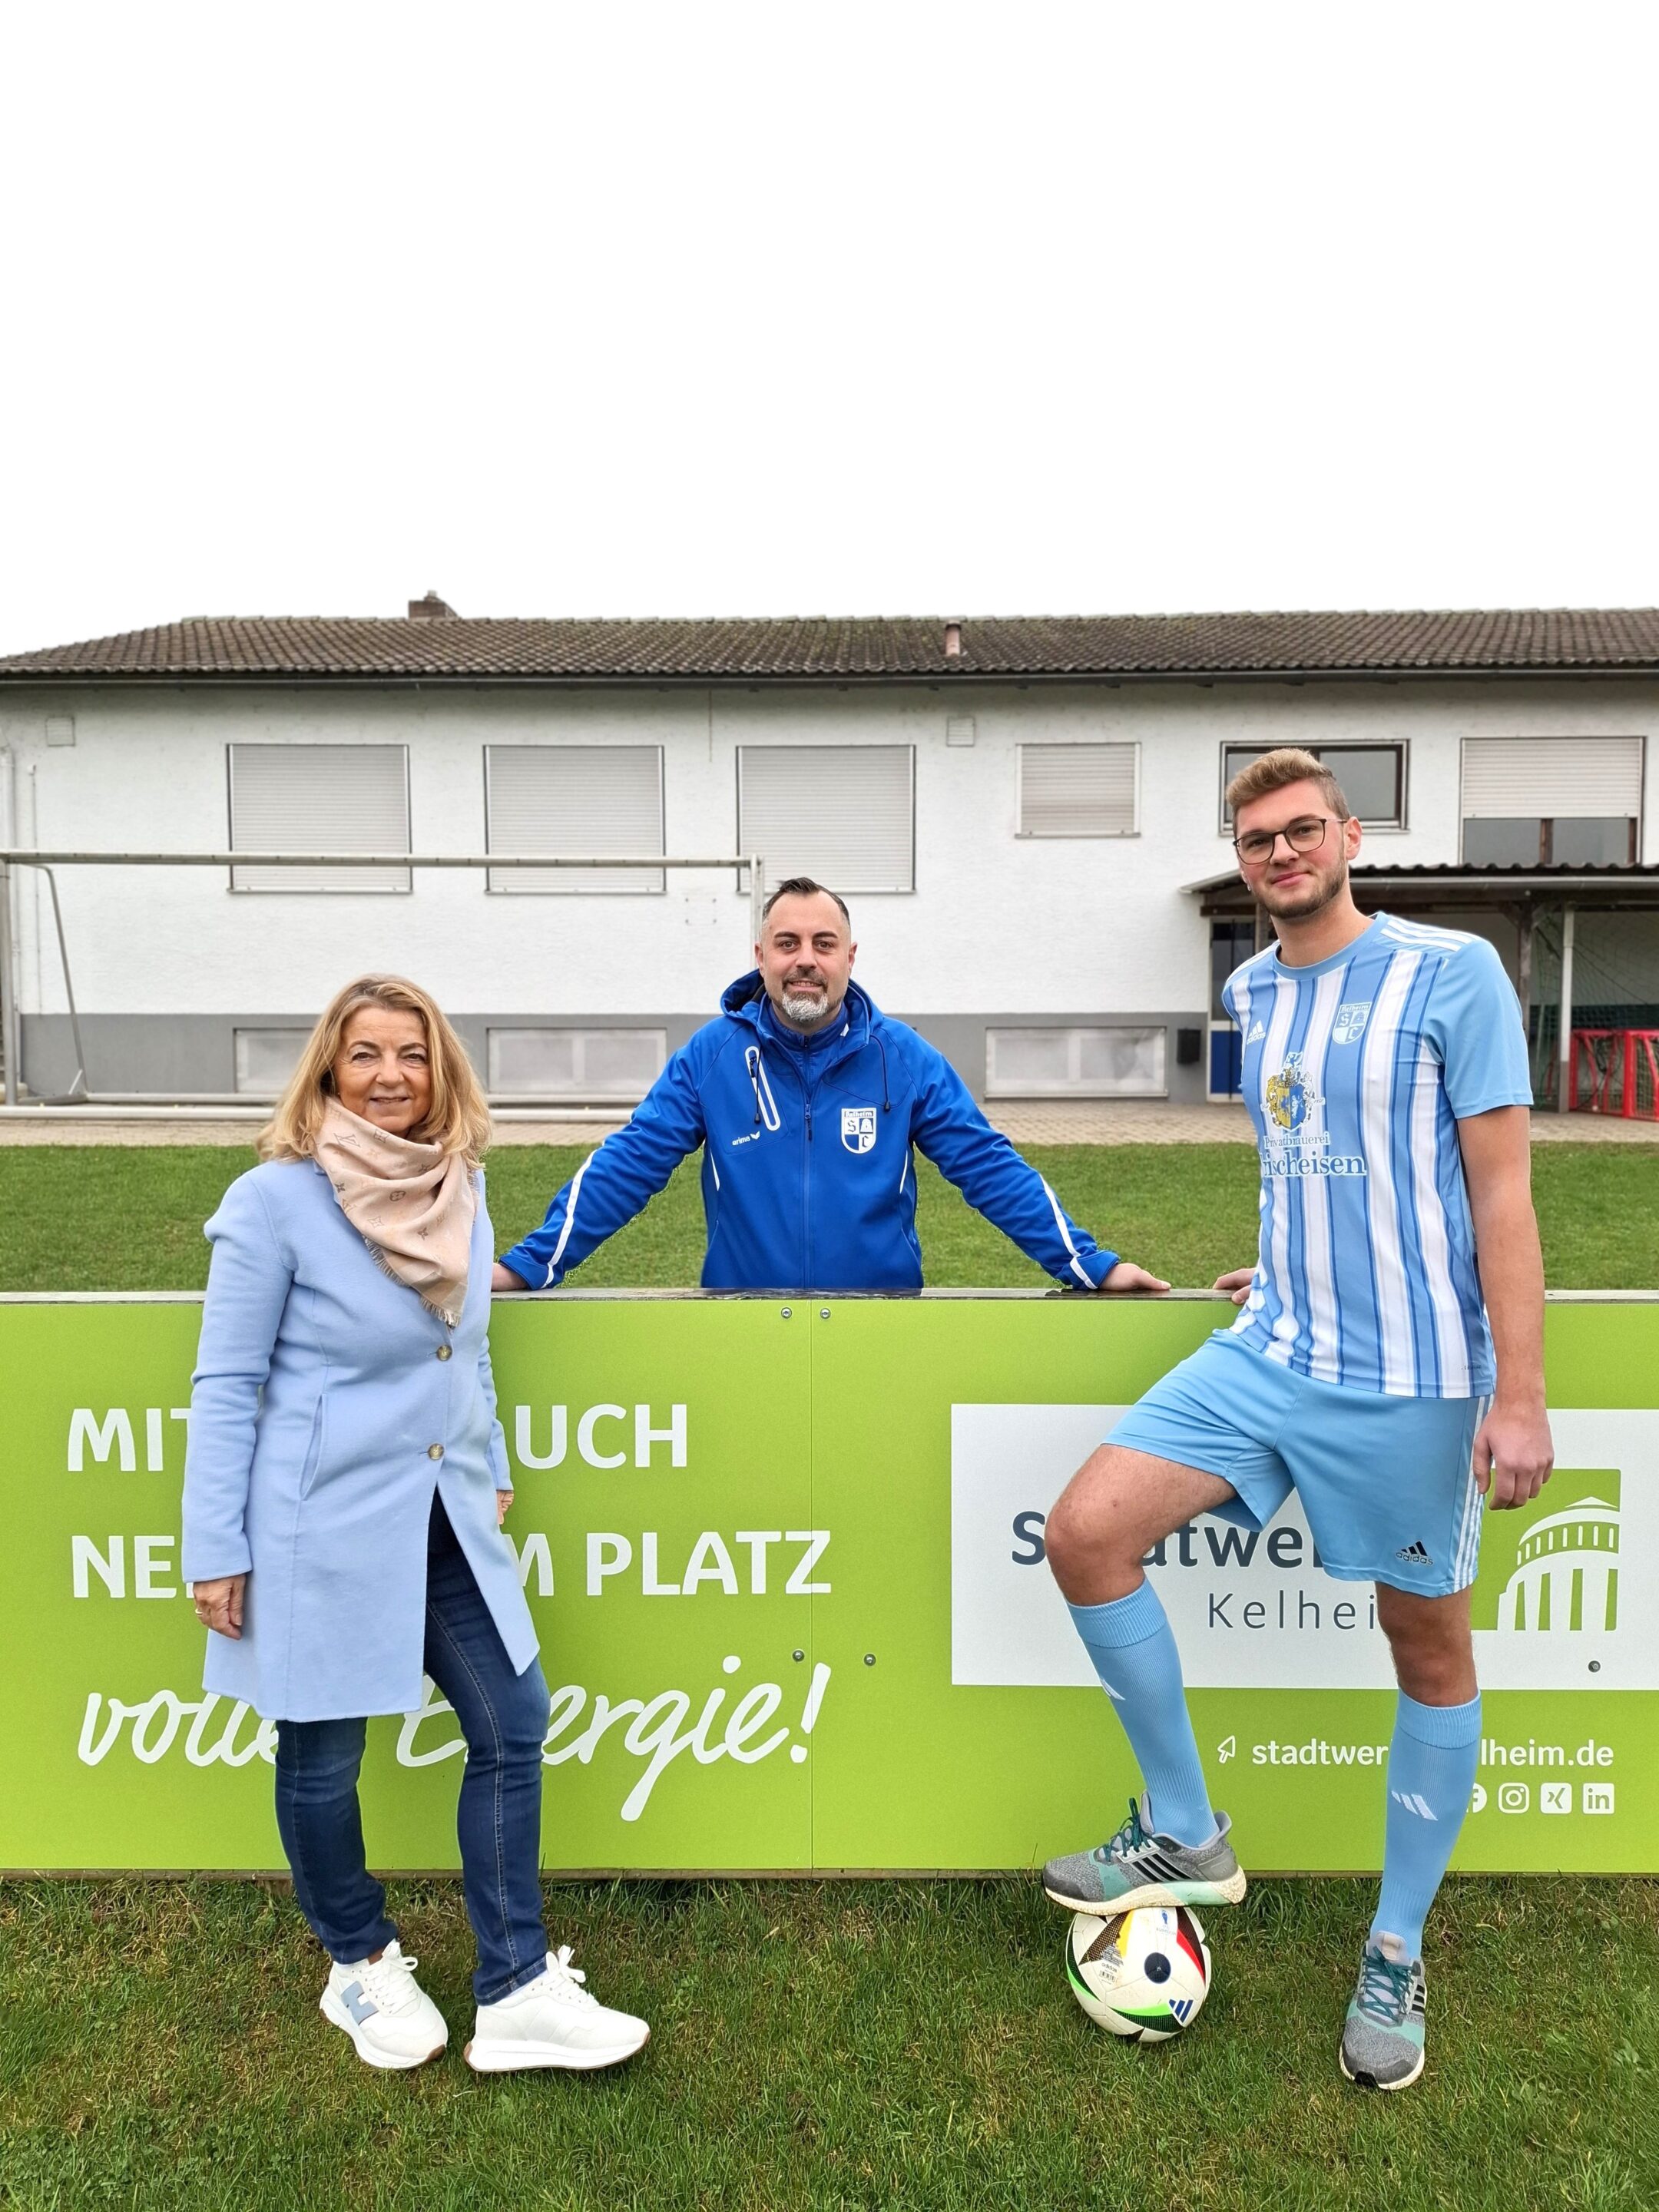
495,879,1166,1298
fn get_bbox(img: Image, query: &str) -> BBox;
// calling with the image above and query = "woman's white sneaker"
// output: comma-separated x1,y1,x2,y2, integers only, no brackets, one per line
465,1945,650,2073
319,1939,449,2070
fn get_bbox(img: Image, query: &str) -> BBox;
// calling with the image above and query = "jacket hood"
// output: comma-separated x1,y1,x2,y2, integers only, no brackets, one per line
720,971,881,1044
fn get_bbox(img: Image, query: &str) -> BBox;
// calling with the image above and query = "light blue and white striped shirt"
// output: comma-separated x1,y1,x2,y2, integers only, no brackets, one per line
1221,912,1533,1398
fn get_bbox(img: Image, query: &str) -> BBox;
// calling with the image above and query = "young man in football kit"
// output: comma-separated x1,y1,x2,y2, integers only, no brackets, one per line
1041,746,1553,2090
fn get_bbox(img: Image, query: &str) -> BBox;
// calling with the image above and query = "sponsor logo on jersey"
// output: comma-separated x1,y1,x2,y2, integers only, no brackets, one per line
1333,1000,1373,1045
1246,1018,1266,1043
1260,1051,1368,1179
1266,1054,1316,1132
840,1106,878,1155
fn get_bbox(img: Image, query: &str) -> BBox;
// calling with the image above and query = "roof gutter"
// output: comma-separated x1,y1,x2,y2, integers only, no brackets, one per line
5,665,1659,693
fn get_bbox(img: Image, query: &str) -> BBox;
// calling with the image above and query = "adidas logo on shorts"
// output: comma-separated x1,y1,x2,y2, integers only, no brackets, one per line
1394,1539,1432,1565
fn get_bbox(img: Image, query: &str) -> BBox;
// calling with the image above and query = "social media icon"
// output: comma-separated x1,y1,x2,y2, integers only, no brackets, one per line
1583,1783,1616,1815
1469,1783,1486,1813
1540,1783,1572,1815
1497,1782,1530,1813
1217,1735,1236,1765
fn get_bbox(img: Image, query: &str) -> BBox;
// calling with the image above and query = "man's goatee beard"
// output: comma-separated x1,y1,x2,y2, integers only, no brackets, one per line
781,990,829,1025
1261,863,1346,921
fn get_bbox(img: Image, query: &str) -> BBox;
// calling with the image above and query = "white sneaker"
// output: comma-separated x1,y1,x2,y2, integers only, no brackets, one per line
319,1939,448,2070
465,1945,650,2073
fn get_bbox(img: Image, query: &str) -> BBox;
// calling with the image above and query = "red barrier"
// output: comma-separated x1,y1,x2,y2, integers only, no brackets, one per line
1569,1029,1659,1120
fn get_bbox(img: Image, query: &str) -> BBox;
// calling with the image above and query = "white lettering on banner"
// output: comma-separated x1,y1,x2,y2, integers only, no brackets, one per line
635,1404,687,1469
78,1690,276,1767
580,1529,831,1598
515,1406,568,1469
511,1404,689,1472
950,1405,1659,1690
78,1661,833,1823
783,1532,832,1595
588,1532,633,1593
734,1531,783,1591
400,1656,833,1820
577,1406,628,1468
133,1535,177,1600
507,1531,555,1596
66,1406,190,1474
72,1535,126,1598
641,1533,680,1596
68,1408,135,1472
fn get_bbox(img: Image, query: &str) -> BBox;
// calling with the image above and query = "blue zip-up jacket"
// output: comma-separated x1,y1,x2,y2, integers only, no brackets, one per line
499,974,1121,1293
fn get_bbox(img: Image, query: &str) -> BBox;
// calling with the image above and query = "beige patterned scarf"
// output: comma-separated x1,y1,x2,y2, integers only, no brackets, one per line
315,1101,477,1326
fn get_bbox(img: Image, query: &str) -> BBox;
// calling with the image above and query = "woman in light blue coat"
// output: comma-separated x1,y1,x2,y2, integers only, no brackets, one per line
183,973,647,2075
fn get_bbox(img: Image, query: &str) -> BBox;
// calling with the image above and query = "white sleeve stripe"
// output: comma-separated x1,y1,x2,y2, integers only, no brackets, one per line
545,1151,594,1282
1041,1177,1096,1287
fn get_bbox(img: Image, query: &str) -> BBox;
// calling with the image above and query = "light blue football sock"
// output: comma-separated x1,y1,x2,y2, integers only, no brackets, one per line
1067,1578,1217,1848
1372,1690,1482,1960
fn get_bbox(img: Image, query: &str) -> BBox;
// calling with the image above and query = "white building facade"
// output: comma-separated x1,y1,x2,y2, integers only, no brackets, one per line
2,608,1657,1105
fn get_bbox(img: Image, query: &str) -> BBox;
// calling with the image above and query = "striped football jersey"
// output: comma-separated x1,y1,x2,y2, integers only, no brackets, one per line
1221,912,1533,1396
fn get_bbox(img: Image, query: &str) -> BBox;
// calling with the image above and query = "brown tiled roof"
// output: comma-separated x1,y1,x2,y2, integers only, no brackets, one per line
6,608,1659,681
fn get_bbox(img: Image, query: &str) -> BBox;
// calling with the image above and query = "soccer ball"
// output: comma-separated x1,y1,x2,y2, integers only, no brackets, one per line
1064,1906,1212,2041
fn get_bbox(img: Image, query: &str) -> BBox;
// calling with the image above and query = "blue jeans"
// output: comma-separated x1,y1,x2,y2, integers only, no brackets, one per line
273,1494,551,2003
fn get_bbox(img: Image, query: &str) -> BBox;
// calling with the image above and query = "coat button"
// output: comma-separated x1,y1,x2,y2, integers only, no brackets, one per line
428,1444,444,1459
435,1345,452,1360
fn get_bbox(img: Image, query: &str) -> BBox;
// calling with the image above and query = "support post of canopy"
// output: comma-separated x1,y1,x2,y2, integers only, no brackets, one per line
1557,902,1576,1115
0,856,15,1107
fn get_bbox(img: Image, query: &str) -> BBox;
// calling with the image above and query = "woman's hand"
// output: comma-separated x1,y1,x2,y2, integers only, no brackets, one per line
497,1489,513,1528
1212,1267,1255,1307
192,1575,247,1639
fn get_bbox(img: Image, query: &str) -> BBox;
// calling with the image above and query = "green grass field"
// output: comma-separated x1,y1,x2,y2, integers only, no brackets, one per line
2,1137,1657,1293
2,1139,1657,2211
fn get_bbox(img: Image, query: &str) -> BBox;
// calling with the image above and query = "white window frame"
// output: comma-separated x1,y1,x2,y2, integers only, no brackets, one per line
483,744,667,895
227,743,412,893
984,1024,1168,1100
1217,741,1409,834
1015,742,1141,839
735,744,916,895
485,1026,668,1101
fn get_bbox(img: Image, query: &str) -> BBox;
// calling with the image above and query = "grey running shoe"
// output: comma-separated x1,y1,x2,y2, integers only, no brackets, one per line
1340,1935,1427,2091
1041,1794,1247,1916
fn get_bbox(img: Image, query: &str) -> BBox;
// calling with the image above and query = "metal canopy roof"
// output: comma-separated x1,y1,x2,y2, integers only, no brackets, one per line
1186,863,1659,916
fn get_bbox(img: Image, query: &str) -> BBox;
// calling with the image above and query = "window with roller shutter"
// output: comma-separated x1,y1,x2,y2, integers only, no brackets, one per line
485,746,665,893
737,746,914,894
227,745,411,891
1460,737,1644,866
1016,743,1138,837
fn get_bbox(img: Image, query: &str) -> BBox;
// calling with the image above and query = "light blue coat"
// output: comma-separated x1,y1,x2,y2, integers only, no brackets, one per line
181,1159,538,1722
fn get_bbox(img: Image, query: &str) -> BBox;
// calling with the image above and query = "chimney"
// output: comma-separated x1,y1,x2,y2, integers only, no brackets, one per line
942,620,963,658
408,590,458,619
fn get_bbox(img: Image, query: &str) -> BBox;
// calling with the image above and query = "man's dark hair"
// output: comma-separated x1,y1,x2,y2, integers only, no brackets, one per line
761,876,851,929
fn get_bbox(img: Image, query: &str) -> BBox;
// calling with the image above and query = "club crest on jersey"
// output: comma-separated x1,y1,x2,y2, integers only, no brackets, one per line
1333,1000,1373,1045
1265,1054,1317,1132
840,1106,878,1154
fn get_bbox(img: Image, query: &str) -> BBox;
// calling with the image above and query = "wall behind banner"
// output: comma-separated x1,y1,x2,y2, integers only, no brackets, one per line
2,1293,1654,1876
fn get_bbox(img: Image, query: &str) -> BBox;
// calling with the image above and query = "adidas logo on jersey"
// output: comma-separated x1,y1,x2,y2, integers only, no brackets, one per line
1246,1020,1266,1042
1395,1540,1432,1565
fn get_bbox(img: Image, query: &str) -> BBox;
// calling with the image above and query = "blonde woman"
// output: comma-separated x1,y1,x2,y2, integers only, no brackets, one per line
182,975,648,2075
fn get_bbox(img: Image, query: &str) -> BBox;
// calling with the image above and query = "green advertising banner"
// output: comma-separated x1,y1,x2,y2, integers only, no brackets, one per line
2,1293,1654,1876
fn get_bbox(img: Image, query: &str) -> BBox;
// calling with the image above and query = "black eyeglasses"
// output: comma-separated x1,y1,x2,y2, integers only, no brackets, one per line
1233,813,1346,866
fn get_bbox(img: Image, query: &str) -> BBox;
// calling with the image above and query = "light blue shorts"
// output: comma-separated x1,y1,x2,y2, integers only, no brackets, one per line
1107,1333,1489,1597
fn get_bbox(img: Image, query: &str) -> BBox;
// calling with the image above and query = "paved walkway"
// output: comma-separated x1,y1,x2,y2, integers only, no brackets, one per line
2,1101,1654,1146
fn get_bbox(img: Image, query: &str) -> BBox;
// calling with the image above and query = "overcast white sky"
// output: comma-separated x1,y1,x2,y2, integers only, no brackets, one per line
3,1,1656,656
